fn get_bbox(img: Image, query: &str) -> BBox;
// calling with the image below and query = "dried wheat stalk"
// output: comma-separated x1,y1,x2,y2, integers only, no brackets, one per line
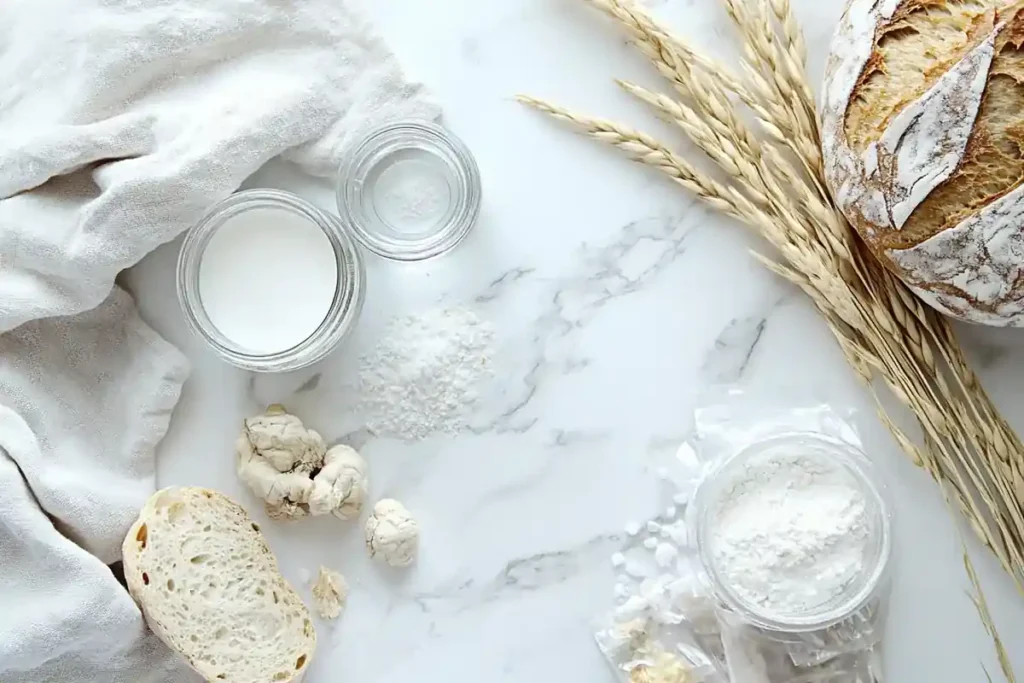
520,0,1022,677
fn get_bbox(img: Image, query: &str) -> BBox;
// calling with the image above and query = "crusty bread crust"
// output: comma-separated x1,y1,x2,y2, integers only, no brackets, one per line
844,1,993,155
822,0,1024,324
122,487,315,683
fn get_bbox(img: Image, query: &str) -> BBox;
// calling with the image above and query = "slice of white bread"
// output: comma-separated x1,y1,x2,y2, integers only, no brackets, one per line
122,487,316,683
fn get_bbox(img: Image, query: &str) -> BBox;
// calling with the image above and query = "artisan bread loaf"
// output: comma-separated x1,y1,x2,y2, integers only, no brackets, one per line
122,487,315,683
822,0,1024,325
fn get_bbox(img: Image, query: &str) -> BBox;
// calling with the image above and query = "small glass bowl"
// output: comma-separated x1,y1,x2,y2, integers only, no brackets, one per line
176,189,365,372
691,433,892,632
336,120,481,261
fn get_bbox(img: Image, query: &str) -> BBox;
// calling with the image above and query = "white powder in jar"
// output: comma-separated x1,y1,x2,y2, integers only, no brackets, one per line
198,207,338,355
706,451,872,616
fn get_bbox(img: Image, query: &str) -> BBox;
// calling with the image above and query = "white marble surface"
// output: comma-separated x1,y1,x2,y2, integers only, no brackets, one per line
123,0,1024,680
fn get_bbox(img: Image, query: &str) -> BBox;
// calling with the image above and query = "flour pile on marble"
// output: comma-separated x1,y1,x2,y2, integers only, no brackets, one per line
357,307,494,440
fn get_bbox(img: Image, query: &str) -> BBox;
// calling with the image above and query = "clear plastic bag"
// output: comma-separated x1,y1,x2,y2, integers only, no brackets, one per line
595,388,892,683
686,388,892,683
595,614,726,683
592,462,727,682
717,610,886,682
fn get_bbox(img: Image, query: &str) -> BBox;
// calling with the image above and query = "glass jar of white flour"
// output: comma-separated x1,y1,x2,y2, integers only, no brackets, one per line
176,189,365,372
691,432,892,664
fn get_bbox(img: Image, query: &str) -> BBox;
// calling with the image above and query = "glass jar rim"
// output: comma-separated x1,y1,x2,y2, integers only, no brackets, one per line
692,432,893,632
176,189,365,372
336,119,481,261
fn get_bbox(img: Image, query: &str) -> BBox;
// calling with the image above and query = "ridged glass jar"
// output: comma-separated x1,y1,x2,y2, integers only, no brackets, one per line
336,120,482,261
691,433,892,632
176,189,365,372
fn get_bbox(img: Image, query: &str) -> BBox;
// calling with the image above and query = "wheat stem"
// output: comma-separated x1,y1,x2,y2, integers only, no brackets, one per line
522,1,1022,678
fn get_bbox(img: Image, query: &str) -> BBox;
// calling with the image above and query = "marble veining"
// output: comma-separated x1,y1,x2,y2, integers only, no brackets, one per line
123,0,1024,680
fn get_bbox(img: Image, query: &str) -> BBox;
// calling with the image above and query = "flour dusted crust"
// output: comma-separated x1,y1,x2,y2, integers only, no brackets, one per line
890,183,1024,323
822,0,1024,325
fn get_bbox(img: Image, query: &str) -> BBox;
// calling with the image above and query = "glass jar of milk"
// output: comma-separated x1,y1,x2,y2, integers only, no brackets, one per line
176,189,365,372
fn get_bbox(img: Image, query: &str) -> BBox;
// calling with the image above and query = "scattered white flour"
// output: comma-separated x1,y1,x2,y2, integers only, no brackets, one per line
660,520,687,546
653,543,678,568
357,307,494,440
707,452,871,615
311,565,348,620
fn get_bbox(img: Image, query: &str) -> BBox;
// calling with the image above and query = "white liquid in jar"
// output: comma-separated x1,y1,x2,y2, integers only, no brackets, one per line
198,207,338,355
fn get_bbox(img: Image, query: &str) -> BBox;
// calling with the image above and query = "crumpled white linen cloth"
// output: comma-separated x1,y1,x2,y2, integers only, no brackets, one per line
0,0,438,680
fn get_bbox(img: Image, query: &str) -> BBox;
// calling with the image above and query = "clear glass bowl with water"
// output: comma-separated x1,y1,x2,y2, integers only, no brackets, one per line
335,120,482,261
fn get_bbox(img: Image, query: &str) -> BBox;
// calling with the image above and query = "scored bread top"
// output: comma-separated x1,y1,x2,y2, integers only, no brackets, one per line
822,0,1024,324
122,487,315,683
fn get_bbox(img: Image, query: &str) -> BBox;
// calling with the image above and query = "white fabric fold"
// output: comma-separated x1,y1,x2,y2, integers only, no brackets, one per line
0,289,198,682
0,0,438,679
0,0,438,333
